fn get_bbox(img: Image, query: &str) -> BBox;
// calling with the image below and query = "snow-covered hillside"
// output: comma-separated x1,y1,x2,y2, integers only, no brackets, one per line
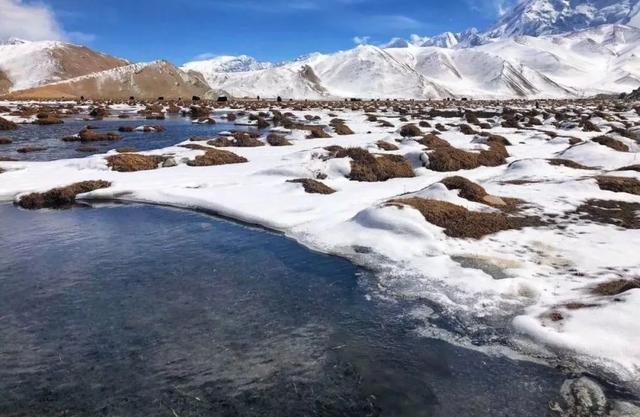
182,55,275,74
7,60,214,100
185,25,640,99
489,0,640,38
0,38,127,93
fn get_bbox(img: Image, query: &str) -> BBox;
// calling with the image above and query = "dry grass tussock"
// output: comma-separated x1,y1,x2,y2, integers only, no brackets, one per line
18,180,111,209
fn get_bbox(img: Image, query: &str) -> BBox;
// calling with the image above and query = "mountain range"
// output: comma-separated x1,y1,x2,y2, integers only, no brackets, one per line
2,0,640,100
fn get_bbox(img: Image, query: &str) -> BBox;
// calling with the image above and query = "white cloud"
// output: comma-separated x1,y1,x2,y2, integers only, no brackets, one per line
353,35,370,45
0,0,95,43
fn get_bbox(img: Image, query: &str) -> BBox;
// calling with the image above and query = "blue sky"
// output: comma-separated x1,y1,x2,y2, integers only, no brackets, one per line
0,0,514,63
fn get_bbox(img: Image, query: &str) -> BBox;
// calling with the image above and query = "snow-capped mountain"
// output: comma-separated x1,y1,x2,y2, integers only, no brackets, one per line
488,0,640,38
182,55,275,74
7,60,215,100
185,24,640,99
0,38,128,94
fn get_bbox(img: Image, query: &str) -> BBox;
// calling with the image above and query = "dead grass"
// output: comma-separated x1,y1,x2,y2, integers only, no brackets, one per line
427,143,508,172
392,198,540,238
16,146,46,153
267,133,292,146
287,178,336,194
574,199,640,229
592,136,629,152
400,124,422,137
0,137,12,144
336,148,414,182
64,129,120,143
596,176,640,195
115,147,138,153
592,278,640,296
106,154,165,172
548,159,594,170
187,149,248,166
376,140,399,151
17,180,111,209
0,116,18,130
418,134,450,149
440,176,518,209
616,164,640,172
334,123,354,135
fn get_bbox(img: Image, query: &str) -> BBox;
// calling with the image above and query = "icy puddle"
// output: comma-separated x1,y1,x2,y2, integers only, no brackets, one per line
0,203,576,417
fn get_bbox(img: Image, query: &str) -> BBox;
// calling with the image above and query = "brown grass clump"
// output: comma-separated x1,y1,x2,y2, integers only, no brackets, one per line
592,278,640,296
76,146,98,153
115,147,138,153
418,133,450,149
334,123,354,135
187,149,248,167
63,128,120,143
17,180,111,209
336,148,414,182
17,146,46,153
89,107,110,118
377,140,399,151
267,133,292,146
459,124,478,135
307,126,331,139
189,106,210,119
616,165,640,172
592,136,629,152
0,137,12,144
179,143,211,151
574,199,640,229
392,198,540,239
440,176,517,208
378,119,394,128
287,178,336,194
33,115,63,125
441,176,488,202
596,176,640,195
547,159,594,170
106,154,165,172
426,143,508,172
400,124,422,137
0,116,18,130
118,126,135,132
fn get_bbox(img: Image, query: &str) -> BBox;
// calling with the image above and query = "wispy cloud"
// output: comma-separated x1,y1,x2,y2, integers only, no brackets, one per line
464,0,518,17
352,35,370,45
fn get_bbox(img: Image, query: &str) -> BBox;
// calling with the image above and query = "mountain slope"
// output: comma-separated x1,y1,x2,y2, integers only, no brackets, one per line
488,0,640,38
182,55,275,74
0,38,128,92
6,60,214,100
186,24,637,99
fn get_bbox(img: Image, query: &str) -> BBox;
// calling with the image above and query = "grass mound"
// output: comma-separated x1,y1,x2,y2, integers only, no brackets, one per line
400,124,422,137
0,116,18,130
18,180,111,209
16,146,46,153
287,178,336,194
267,133,292,146
418,134,450,149
187,149,248,167
427,143,508,172
440,176,517,208
548,159,594,170
376,140,399,151
592,278,640,296
592,136,629,152
392,198,540,239
334,123,354,135
0,137,13,144
106,154,165,172
596,176,640,195
335,148,414,182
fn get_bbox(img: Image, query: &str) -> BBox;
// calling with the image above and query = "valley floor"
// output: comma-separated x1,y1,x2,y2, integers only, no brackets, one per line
1,98,639,403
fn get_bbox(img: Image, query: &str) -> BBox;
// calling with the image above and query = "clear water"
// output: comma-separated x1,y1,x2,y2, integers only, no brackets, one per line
0,114,243,161
0,203,568,416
